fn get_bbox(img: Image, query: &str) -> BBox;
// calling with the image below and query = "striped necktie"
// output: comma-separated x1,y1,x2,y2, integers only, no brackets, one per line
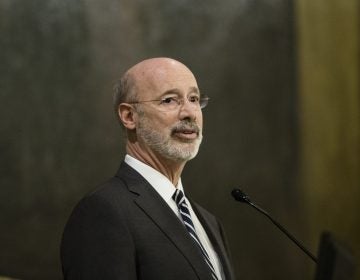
172,189,219,280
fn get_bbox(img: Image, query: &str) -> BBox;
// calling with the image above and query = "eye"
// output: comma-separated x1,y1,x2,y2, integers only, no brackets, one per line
160,97,178,105
188,95,200,103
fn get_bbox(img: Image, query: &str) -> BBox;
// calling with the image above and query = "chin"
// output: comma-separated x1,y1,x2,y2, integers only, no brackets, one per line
161,140,201,162
138,125,203,162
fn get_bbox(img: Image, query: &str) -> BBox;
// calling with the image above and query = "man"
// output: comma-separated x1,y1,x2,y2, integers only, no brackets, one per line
60,58,235,280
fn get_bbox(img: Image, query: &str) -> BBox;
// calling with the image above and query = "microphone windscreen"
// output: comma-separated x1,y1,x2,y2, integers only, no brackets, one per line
231,188,250,203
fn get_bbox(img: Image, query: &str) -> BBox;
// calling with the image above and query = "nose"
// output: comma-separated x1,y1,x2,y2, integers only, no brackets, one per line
178,98,199,121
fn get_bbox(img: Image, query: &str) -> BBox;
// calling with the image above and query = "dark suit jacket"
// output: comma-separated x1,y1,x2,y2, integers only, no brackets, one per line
61,162,235,280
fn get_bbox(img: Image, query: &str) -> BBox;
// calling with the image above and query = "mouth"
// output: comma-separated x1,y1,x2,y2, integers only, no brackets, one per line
171,121,201,142
173,129,198,140
171,124,200,141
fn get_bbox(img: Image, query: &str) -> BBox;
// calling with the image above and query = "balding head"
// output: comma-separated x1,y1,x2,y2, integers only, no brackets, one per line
114,57,203,166
113,58,197,123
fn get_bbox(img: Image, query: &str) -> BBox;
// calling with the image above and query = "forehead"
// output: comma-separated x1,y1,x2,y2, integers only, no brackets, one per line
131,59,199,99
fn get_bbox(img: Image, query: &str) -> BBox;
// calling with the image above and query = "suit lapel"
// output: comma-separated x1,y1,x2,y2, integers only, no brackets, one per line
191,201,235,280
116,162,213,280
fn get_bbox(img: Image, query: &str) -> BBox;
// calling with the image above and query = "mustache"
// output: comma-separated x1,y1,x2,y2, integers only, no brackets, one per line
171,120,200,134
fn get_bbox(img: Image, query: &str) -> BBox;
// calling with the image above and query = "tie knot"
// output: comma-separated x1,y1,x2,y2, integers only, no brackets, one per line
172,189,186,206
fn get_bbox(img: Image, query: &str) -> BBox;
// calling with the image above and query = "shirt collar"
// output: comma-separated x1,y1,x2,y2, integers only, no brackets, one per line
124,154,185,204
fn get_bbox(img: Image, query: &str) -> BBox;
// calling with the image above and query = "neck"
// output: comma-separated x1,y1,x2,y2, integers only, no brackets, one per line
126,142,186,186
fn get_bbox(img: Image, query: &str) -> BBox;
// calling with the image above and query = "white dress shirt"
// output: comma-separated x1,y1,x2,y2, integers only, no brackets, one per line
125,155,224,280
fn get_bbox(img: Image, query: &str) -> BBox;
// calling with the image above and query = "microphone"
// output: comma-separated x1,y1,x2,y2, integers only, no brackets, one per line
231,188,318,263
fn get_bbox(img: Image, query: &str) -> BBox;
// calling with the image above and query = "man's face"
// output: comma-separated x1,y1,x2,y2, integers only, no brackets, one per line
133,60,203,162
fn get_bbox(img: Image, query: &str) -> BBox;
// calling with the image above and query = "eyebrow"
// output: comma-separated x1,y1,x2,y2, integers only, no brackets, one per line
189,86,200,95
161,87,200,97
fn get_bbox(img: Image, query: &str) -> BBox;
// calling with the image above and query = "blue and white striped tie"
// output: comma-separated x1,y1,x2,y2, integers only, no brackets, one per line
172,189,218,280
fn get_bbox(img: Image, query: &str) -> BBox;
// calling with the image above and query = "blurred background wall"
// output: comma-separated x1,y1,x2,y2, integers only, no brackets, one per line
0,0,358,279
297,0,359,277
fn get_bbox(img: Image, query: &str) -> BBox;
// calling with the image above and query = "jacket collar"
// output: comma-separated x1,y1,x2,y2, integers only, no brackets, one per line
115,162,214,279
191,200,235,280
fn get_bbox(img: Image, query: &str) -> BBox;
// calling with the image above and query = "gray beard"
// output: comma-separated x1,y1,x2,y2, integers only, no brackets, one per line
137,117,202,162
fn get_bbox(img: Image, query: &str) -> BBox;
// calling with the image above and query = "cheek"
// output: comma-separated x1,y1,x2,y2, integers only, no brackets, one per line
149,112,177,129
197,112,203,128
160,111,180,125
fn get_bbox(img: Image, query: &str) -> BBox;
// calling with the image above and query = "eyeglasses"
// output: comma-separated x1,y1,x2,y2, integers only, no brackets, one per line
127,94,210,111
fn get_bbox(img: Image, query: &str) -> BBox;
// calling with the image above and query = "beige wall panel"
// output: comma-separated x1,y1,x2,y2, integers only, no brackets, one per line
296,0,360,276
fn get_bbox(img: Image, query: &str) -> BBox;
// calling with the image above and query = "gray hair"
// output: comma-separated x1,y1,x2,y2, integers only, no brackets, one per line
113,72,138,124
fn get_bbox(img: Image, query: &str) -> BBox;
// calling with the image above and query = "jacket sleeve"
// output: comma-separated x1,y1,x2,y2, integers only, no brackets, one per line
60,194,137,280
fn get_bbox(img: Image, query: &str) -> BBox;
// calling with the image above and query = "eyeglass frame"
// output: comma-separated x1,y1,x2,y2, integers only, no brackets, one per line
126,94,210,110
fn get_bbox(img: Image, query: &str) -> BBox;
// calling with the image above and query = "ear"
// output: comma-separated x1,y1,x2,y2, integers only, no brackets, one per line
118,103,137,130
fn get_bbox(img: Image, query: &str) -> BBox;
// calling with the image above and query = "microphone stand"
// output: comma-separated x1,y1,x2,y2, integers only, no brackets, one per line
231,188,318,263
